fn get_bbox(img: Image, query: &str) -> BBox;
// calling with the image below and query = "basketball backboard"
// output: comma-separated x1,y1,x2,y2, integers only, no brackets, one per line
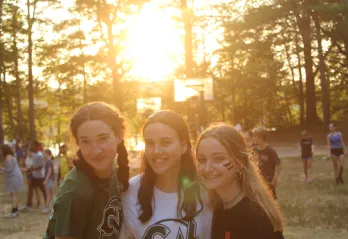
174,78,213,102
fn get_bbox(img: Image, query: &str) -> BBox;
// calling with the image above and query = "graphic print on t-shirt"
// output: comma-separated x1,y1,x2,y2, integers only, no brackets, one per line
97,196,123,239
142,218,198,239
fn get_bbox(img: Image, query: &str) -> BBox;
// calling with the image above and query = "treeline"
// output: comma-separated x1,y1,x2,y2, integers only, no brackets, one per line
0,0,347,145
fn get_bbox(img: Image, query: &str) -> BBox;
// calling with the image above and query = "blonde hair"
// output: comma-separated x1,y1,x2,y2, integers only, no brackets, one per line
301,130,309,138
196,123,283,232
252,126,268,141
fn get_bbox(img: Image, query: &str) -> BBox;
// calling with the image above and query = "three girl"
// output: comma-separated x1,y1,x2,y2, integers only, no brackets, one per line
43,103,284,238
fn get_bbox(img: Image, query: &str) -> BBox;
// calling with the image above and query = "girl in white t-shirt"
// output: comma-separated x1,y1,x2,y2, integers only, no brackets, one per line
121,110,212,239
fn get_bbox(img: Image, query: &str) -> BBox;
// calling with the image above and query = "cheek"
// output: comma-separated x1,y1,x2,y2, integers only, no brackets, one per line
104,142,118,157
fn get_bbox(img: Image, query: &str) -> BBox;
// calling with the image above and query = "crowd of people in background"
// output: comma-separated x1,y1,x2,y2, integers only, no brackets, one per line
0,141,73,217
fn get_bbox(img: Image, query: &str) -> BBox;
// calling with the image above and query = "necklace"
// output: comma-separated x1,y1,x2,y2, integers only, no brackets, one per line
223,190,244,210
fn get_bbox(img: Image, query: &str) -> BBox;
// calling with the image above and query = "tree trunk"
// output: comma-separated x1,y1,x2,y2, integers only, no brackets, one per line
3,73,15,135
0,69,4,144
313,12,330,126
296,10,319,123
27,0,36,142
78,20,87,103
0,0,4,143
181,0,193,78
12,5,23,139
295,33,305,126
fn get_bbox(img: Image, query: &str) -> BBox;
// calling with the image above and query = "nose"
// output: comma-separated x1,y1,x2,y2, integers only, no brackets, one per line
90,142,102,156
154,144,162,154
203,160,214,173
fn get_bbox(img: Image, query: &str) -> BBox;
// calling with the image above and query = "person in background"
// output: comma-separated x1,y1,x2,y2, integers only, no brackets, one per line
327,123,346,184
57,144,73,185
244,130,256,149
22,142,47,211
15,139,25,164
252,127,282,199
42,149,55,214
196,124,284,238
23,148,42,209
0,144,24,217
235,124,243,133
298,131,314,183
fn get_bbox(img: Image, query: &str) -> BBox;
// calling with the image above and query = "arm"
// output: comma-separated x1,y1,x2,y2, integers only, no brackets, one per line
44,167,52,184
272,164,282,187
271,149,281,187
312,144,315,156
327,135,332,157
297,142,301,157
340,133,346,154
1,158,15,173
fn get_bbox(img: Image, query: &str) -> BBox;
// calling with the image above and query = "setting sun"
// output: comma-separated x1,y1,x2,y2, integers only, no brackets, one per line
122,2,184,81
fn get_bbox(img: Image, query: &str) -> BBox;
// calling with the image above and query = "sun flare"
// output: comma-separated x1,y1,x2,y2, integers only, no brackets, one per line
123,2,184,81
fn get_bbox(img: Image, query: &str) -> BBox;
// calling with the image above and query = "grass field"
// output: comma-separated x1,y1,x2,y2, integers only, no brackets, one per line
1,156,347,239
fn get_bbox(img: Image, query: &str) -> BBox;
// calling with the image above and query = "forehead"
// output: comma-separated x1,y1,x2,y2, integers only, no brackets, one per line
77,120,114,137
143,122,179,140
197,137,228,155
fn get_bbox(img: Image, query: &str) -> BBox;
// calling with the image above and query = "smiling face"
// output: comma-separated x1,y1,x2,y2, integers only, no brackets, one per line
143,122,187,176
329,124,335,132
77,120,121,177
197,137,240,191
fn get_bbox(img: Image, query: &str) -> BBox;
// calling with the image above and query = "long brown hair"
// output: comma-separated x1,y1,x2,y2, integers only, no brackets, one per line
196,123,283,232
137,110,202,222
70,102,129,191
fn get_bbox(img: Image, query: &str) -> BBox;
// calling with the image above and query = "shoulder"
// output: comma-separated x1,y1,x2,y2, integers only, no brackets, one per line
266,146,278,155
122,174,141,199
5,155,13,162
57,168,94,198
240,198,273,227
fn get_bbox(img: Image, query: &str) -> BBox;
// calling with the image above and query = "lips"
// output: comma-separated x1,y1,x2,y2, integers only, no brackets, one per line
203,174,222,181
152,158,169,164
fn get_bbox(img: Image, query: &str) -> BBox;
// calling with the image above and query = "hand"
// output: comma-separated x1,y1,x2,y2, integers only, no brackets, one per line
43,181,47,185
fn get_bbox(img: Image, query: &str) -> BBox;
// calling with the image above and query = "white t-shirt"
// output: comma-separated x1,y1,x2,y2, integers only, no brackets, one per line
121,175,212,239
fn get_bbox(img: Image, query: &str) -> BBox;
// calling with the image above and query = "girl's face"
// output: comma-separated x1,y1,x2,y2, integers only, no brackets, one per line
77,120,121,176
43,151,49,160
329,124,335,132
197,137,239,191
143,122,187,176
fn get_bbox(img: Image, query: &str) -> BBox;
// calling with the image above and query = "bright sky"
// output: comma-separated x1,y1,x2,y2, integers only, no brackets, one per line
16,0,246,87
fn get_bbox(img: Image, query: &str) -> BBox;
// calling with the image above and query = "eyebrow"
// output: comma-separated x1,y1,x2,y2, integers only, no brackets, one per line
144,137,172,141
212,152,226,156
78,133,109,139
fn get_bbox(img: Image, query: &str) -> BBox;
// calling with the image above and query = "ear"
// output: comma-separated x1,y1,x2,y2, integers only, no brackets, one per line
181,140,188,156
